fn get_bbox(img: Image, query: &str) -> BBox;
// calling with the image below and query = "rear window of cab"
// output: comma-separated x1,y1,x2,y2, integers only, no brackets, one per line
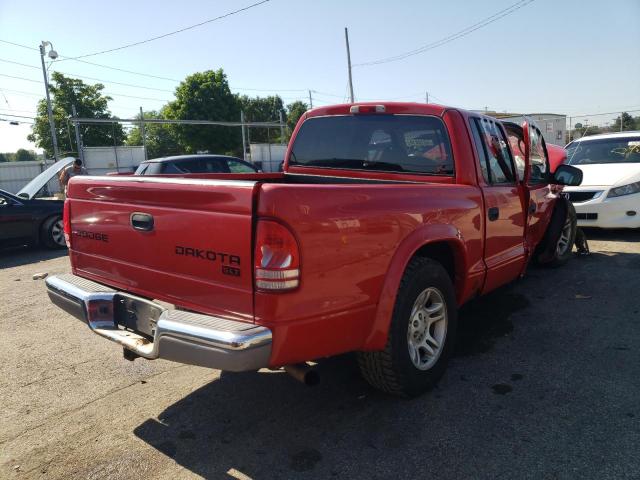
289,114,454,175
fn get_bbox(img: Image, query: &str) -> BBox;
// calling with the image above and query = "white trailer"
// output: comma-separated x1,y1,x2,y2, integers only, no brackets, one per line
81,146,146,174
249,143,287,172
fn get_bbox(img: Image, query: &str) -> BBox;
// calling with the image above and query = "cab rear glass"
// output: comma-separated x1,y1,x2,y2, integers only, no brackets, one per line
289,114,454,175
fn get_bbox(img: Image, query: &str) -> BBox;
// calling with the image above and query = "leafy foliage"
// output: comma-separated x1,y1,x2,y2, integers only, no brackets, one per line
286,101,308,137
612,112,638,132
163,70,241,155
27,72,125,158
126,109,181,159
0,149,39,162
238,95,286,144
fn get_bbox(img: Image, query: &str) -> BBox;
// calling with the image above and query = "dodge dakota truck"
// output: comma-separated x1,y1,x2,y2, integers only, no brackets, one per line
45,102,583,397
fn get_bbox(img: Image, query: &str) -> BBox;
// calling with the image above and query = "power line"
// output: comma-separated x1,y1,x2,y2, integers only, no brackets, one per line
0,113,35,119
0,84,170,103
0,58,306,95
0,41,331,95
55,56,182,82
0,58,40,70
0,39,37,51
0,88,41,97
0,73,40,84
0,117,34,125
354,0,536,67
58,0,271,61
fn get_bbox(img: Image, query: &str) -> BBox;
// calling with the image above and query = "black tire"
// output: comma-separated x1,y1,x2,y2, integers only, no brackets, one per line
357,257,458,397
40,215,66,249
540,201,577,267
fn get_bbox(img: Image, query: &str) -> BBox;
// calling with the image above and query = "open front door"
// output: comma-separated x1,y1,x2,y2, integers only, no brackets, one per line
522,122,555,257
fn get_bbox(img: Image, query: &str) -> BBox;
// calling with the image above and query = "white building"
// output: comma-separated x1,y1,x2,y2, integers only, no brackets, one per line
484,112,567,146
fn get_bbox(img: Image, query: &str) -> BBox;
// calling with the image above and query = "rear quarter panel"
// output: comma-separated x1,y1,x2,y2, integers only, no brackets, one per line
255,183,484,366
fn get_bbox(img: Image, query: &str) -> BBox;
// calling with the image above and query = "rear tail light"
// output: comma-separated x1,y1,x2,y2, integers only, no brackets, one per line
63,199,71,248
254,220,300,291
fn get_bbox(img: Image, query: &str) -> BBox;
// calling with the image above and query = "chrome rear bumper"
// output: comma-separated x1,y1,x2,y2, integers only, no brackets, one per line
46,274,272,372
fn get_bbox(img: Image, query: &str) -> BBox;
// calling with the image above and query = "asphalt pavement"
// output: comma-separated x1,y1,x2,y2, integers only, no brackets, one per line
1,228,638,479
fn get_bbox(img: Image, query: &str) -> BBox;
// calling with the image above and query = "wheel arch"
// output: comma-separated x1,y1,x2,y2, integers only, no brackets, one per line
361,223,468,351
37,213,62,245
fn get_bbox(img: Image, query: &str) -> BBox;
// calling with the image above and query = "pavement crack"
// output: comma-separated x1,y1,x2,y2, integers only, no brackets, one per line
0,364,187,447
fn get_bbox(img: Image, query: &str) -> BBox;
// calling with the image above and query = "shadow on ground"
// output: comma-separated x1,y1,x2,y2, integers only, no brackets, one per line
131,285,548,478
0,245,68,269
582,227,640,242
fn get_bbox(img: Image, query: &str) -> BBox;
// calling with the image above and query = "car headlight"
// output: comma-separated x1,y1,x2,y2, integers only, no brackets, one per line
607,181,640,198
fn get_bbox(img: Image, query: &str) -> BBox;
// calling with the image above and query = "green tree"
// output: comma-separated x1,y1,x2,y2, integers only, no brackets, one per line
611,112,636,132
28,72,125,158
286,101,308,138
14,148,37,162
126,109,181,159
0,153,7,162
238,95,286,143
164,70,241,155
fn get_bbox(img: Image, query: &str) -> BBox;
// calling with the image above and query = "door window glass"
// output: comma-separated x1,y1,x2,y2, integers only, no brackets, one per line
228,160,256,173
470,120,490,183
528,127,548,184
473,118,515,184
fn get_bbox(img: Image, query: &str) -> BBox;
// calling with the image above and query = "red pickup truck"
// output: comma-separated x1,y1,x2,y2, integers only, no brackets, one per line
46,102,582,397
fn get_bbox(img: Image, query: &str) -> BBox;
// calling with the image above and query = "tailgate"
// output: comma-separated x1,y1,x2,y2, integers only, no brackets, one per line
66,176,257,322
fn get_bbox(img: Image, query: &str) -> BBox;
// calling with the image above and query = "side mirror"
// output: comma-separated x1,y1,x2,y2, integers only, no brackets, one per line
552,164,582,186
17,192,30,200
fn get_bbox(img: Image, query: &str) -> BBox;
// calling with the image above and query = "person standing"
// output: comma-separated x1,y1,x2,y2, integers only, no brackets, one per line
59,158,88,195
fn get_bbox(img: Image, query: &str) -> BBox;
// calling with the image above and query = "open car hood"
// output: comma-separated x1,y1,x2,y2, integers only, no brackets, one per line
17,157,74,199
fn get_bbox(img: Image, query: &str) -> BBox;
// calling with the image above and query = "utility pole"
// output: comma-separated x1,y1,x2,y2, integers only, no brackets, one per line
425,91,429,104
139,106,147,160
39,41,60,161
278,110,285,144
344,27,355,103
240,110,247,161
620,111,623,132
71,104,83,163
308,90,313,109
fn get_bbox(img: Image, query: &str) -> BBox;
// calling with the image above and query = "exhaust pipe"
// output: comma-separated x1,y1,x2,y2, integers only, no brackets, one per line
284,363,320,386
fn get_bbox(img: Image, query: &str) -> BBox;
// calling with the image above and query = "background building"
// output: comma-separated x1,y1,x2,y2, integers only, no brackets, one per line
483,112,567,146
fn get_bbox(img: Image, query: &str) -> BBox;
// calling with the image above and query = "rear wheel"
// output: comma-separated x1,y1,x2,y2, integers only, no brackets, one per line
358,257,457,397
41,216,66,249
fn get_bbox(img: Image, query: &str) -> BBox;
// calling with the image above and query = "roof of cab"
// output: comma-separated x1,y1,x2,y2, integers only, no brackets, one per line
305,102,452,119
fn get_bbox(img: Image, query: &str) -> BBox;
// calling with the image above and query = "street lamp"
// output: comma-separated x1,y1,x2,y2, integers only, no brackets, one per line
39,40,60,161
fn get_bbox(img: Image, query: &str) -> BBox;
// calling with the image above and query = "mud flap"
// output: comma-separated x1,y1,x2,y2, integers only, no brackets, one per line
536,196,571,264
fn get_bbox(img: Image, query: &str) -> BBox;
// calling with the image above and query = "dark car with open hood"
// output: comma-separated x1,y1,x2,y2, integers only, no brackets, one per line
0,189,65,249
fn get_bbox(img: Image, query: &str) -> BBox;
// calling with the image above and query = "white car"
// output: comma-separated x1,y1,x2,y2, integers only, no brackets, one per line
564,131,640,228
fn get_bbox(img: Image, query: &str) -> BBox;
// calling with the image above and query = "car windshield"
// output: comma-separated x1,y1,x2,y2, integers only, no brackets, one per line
289,114,454,175
566,136,640,165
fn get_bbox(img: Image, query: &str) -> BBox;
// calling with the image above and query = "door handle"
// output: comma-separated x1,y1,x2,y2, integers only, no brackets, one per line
130,212,154,231
488,207,499,221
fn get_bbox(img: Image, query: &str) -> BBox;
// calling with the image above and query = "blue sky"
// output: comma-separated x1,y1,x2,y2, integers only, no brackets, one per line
1,0,639,153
